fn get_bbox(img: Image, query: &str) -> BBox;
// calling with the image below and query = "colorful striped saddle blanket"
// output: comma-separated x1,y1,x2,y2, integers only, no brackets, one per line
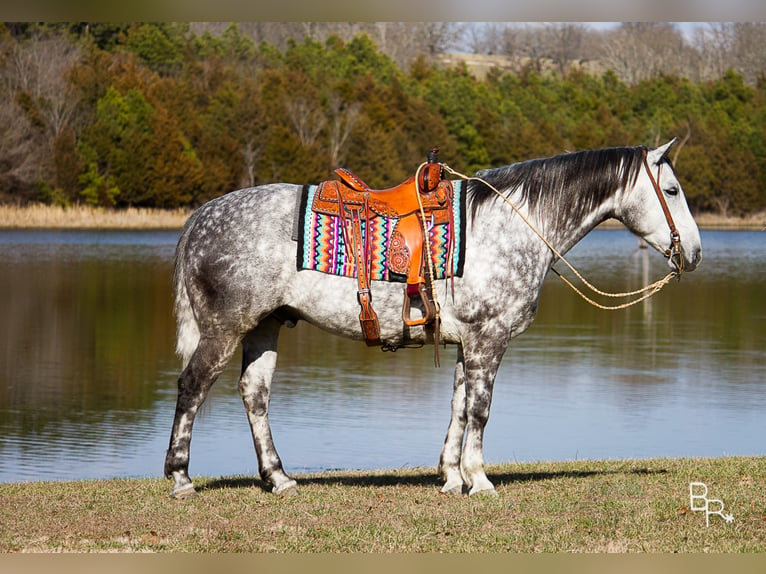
295,180,466,282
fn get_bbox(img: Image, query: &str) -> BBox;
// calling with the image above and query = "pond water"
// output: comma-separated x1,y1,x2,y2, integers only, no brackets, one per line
0,227,764,483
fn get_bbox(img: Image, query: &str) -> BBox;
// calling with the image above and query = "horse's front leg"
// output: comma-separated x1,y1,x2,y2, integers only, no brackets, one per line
438,345,467,494
450,335,508,496
239,318,298,496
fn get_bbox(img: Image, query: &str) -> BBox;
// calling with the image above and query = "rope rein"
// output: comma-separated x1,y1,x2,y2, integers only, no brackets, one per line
414,162,440,315
439,163,679,311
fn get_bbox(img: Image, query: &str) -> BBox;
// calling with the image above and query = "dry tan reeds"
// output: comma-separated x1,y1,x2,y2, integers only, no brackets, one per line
0,203,191,229
693,210,766,229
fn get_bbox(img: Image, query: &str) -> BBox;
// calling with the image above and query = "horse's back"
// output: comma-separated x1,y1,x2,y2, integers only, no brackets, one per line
182,183,300,248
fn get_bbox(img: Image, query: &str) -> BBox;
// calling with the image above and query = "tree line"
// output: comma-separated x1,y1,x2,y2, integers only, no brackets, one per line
1,22,766,216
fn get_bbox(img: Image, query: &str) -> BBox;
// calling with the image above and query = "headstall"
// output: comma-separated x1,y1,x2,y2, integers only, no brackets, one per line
641,148,683,274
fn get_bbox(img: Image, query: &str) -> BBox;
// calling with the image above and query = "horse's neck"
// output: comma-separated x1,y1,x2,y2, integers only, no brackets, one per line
555,211,612,255
527,194,616,258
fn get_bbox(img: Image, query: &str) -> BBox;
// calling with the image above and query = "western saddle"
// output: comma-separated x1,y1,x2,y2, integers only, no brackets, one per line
311,149,455,357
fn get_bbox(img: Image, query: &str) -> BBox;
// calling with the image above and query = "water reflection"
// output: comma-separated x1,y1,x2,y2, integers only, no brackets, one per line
0,229,764,482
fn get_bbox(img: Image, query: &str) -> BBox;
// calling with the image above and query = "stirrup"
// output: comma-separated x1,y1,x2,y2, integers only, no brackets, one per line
402,282,438,327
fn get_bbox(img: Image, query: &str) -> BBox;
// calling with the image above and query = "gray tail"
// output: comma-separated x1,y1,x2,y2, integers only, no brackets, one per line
174,211,201,368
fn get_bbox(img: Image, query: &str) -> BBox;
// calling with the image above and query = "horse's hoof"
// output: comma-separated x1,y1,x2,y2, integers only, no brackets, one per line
279,485,300,497
440,482,465,496
273,480,299,497
169,484,198,500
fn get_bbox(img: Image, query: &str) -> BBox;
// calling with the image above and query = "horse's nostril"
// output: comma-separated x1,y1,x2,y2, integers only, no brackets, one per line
687,248,701,270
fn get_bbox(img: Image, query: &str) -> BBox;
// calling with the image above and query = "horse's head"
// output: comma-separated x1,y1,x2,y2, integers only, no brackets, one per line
618,139,701,273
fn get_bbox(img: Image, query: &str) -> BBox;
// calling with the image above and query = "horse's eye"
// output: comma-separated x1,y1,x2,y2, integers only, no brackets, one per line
665,185,679,197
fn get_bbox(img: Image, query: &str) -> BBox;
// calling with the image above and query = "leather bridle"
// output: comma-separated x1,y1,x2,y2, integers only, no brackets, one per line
641,148,684,274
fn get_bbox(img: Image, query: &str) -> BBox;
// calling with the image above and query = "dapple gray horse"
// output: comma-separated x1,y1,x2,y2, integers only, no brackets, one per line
164,140,701,498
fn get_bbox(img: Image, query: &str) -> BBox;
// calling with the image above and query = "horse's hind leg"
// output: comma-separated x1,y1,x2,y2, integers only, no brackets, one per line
239,316,297,496
164,333,238,499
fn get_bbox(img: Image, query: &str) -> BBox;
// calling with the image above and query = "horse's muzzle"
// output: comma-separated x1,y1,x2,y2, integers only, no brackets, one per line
686,247,701,272
672,245,700,273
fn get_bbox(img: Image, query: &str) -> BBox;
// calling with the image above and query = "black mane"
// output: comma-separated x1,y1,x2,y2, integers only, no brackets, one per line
467,146,664,222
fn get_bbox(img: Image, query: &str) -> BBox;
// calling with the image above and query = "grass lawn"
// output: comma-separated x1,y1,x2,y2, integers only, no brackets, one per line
1,457,764,552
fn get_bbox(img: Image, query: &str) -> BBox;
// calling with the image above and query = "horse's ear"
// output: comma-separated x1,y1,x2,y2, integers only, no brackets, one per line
648,138,677,165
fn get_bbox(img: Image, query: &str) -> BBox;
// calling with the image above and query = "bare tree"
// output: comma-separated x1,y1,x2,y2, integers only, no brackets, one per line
732,22,766,84
327,94,360,168
0,32,82,199
2,34,81,138
354,22,464,67
472,23,603,75
415,22,461,58
600,24,648,84
691,23,736,81
372,22,415,67
466,22,507,55
465,22,487,54
548,23,587,77
599,22,687,84
241,139,263,188
285,96,326,147
0,97,41,193
500,25,522,60
369,22,439,68
236,22,308,51
199,22,463,70
520,24,556,73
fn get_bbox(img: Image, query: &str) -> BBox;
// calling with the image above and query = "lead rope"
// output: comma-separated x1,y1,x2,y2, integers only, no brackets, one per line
415,162,442,364
440,163,679,311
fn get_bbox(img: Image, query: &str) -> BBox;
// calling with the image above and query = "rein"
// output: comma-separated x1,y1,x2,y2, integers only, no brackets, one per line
441,158,683,311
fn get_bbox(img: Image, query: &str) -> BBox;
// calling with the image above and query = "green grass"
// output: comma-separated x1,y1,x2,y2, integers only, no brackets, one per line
1,457,765,552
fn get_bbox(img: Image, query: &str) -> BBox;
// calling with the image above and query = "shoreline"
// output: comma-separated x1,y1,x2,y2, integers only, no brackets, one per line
0,203,764,231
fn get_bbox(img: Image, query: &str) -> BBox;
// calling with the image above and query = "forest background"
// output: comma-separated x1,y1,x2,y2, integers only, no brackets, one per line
2,21,766,217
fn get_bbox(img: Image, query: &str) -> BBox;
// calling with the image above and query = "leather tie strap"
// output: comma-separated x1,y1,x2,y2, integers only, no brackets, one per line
335,184,381,346
641,148,683,273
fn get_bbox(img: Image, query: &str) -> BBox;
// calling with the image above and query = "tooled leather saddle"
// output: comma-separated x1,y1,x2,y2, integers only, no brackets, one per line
311,149,455,355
